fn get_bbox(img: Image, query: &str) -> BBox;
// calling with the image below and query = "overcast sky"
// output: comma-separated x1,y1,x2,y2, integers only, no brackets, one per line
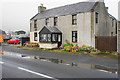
1,0,119,32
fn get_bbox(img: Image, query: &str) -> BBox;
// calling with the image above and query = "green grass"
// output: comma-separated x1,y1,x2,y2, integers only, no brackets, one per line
14,46,119,60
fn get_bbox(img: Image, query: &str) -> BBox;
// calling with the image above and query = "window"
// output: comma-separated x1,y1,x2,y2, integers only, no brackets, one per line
40,34,51,42
58,34,61,42
111,32,113,36
34,20,37,28
72,31,77,43
52,34,57,42
47,34,51,42
112,19,114,27
46,18,49,26
95,12,99,23
72,14,77,25
54,17,58,26
34,32,37,41
16,39,20,40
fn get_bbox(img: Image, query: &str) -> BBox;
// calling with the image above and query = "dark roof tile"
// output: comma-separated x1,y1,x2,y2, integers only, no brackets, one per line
31,2,97,20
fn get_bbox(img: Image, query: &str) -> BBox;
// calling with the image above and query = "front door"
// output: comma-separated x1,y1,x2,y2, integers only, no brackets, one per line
58,34,62,47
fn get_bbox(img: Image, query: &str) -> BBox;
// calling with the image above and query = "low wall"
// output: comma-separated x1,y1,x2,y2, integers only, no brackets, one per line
39,43,58,49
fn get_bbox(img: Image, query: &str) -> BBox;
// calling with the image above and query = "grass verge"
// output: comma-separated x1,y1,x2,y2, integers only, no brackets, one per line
13,46,119,60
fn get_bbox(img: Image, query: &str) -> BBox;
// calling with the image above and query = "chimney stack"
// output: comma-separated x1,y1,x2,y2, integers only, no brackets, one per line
106,7,108,12
38,4,46,13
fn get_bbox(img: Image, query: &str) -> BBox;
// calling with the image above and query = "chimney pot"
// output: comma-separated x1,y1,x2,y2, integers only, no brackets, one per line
38,4,46,13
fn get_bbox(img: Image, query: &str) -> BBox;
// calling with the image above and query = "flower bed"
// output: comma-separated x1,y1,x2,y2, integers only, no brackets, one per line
59,40,98,54
23,42,39,47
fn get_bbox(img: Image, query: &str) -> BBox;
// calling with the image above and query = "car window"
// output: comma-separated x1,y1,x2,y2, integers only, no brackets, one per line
12,39,15,40
16,39,20,40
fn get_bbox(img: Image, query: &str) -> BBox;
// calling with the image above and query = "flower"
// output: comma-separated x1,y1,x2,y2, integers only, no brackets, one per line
95,49,98,52
70,43,73,46
74,50,76,53
76,46,79,49
70,49,72,52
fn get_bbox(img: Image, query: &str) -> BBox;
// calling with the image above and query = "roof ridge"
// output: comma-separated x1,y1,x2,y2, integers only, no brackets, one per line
45,1,92,12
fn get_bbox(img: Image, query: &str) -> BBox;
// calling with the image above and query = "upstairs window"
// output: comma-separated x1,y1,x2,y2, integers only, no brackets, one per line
34,32,37,41
46,18,49,26
72,14,77,25
34,20,37,28
54,17,58,26
112,19,114,27
95,12,99,23
72,31,77,43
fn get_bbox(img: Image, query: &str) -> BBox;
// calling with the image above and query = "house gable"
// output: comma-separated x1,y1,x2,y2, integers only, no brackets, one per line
39,26,51,34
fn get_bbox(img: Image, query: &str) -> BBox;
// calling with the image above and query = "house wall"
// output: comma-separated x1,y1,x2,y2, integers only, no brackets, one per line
118,22,120,53
30,12,93,47
118,30,120,53
94,2,109,36
30,31,39,43
107,16,117,36
77,12,93,47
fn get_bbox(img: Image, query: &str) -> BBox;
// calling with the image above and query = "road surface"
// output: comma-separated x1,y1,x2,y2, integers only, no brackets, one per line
0,44,118,80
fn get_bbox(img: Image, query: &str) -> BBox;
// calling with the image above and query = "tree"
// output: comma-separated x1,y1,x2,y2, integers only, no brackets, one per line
15,30,26,35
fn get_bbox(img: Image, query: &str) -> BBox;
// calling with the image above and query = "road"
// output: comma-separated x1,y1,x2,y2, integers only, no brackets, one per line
0,44,119,80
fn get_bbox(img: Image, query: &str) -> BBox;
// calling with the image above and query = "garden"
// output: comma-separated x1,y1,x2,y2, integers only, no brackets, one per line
59,40,97,54
14,40,119,60
58,40,119,59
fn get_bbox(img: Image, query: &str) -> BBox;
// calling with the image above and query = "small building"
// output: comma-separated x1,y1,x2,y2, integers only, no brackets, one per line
30,1,117,49
0,29,10,42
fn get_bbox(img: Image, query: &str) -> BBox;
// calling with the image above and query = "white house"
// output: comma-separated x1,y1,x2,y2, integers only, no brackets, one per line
30,1,117,49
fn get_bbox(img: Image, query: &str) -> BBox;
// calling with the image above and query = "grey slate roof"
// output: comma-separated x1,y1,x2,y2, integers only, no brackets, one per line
46,26,62,33
0,29,6,35
108,13,117,20
31,2,97,20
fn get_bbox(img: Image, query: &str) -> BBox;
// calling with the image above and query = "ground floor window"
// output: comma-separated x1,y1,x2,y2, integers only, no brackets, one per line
39,33,62,43
72,31,77,43
39,26,62,44
52,34,58,42
40,34,51,42
111,32,113,36
34,32,37,41
58,34,61,42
